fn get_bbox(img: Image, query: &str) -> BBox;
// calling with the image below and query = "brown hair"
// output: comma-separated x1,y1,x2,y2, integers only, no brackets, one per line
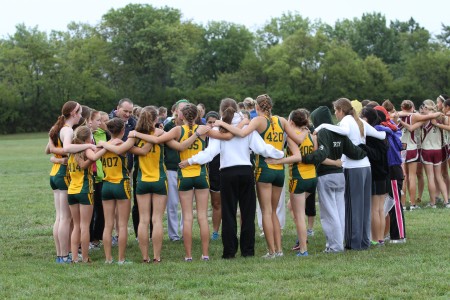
256,94,274,131
106,117,125,136
400,100,414,111
289,109,309,128
333,98,364,137
181,104,198,137
382,100,395,113
136,106,157,134
72,125,91,161
219,98,238,133
49,101,80,145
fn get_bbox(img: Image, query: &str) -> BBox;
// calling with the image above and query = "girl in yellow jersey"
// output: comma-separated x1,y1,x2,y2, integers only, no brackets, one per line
46,101,97,263
133,104,213,261
215,94,307,258
96,117,145,264
266,110,319,257
67,126,107,263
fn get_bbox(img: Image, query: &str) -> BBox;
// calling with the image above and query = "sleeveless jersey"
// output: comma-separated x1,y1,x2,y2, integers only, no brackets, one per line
421,120,444,150
399,115,417,150
178,125,206,178
67,154,93,194
50,130,68,177
288,132,316,180
255,116,285,170
136,132,166,182
101,143,129,184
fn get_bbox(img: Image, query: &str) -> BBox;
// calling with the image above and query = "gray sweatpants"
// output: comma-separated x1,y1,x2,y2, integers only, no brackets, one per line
317,173,345,252
344,167,372,250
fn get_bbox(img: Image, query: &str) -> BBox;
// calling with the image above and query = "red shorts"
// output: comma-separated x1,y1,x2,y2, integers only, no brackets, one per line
405,149,419,163
421,149,444,165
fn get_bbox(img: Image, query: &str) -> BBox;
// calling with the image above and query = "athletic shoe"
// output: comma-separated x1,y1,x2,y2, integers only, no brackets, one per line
60,256,72,264
444,202,450,208
370,240,379,246
259,231,265,237
384,234,391,242
55,256,62,263
426,203,437,209
377,240,385,246
275,251,284,257
409,205,420,210
211,231,220,241
112,236,119,246
184,257,193,262
307,229,314,237
105,259,114,264
296,251,309,257
153,258,161,264
389,238,406,244
117,260,133,265
201,255,209,261
291,240,300,251
89,242,101,251
261,252,276,259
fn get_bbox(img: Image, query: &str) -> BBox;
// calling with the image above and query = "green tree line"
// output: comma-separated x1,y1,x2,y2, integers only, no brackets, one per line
1,4,450,133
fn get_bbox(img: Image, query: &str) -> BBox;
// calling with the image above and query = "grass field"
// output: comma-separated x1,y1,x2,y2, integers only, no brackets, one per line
0,133,449,299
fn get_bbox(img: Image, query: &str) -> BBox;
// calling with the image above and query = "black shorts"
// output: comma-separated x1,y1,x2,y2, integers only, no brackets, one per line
372,180,388,195
305,190,316,217
208,155,220,192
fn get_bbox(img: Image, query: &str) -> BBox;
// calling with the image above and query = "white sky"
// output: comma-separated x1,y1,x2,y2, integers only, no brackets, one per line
0,0,448,38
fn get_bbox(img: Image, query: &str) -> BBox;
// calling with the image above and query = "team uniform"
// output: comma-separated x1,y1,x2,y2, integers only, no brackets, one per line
255,116,285,187
101,146,131,201
49,131,70,190
177,125,209,191
288,132,317,194
67,154,94,205
421,120,445,165
135,133,168,195
398,115,419,162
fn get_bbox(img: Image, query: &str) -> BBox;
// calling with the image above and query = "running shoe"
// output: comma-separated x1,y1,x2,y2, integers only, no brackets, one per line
201,255,209,261
307,229,314,237
211,231,220,241
105,259,115,264
296,251,309,257
261,252,276,259
275,251,284,257
184,257,193,262
291,239,300,251
389,238,406,244
117,260,133,265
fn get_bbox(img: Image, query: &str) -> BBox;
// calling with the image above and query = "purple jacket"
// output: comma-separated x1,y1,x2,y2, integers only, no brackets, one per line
374,124,403,166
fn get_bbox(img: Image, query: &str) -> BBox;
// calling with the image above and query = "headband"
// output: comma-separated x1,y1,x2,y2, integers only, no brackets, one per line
71,103,80,115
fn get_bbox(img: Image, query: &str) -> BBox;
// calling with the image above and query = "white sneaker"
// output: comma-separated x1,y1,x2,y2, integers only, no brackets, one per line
262,252,276,259
307,229,314,237
275,251,284,257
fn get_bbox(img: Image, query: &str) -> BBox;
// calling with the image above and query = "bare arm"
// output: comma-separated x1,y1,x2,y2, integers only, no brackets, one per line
282,118,308,145
50,156,68,164
132,126,180,144
399,119,424,132
265,138,299,165
214,117,263,138
61,127,96,153
166,126,210,151
129,142,152,156
46,137,66,156
85,148,108,162
98,138,134,155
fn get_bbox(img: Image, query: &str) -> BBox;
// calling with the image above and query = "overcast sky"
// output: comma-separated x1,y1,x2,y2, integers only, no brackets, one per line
1,0,448,38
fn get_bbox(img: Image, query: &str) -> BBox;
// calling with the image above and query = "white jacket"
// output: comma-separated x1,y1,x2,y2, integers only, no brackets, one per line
188,113,284,169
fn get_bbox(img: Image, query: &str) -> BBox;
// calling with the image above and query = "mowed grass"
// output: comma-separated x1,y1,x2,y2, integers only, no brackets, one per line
0,133,449,299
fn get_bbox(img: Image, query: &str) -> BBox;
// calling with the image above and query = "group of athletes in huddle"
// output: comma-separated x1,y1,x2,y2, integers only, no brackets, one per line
46,93,450,264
